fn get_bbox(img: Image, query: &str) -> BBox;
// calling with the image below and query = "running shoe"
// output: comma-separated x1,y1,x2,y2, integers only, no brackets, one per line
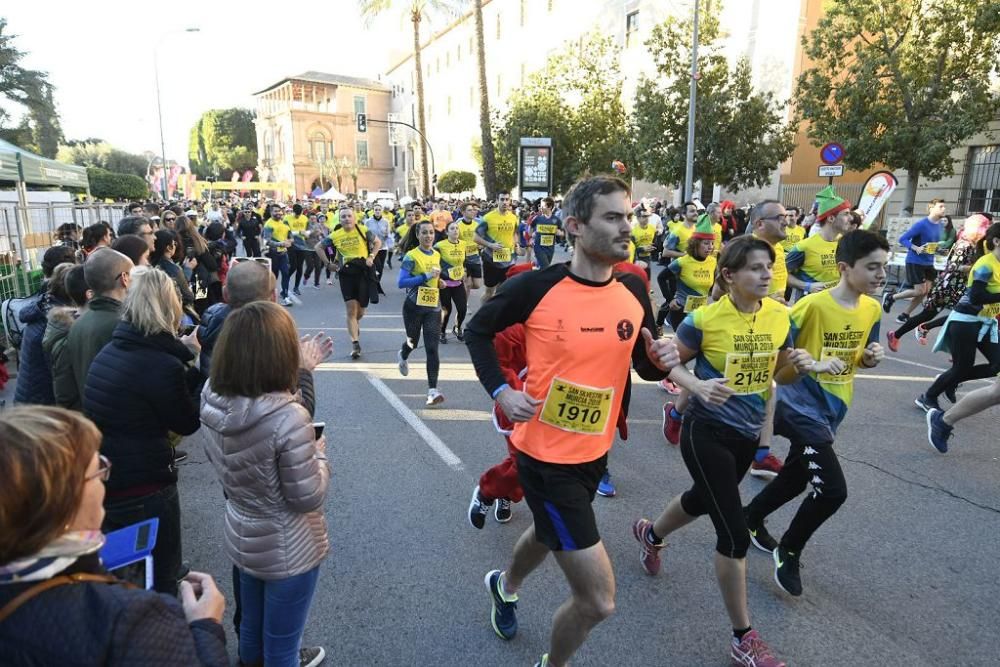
750,453,783,479
915,324,929,345
396,349,409,376
597,471,616,497
657,378,681,394
281,297,294,307
886,330,900,353
293,288,302,297
313,284,321,290
631,518,664,576
914,393,940,413
172,449,189,464
426,388,445,406
895,312,909,324
881,290,894,313
484,569,518,640
773,545,802,596
350,341,361,360
533,655,550,667
494,498,512,523
453,325,465,342
926,408,952,454
662,402,682,446
744,509,778,553
299,646,326,667
440,331,448,344
468,484,492,529
327,278,333,285
730,630,786,667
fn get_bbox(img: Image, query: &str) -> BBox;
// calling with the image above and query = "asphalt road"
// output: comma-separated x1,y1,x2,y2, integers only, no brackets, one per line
173,250,999,667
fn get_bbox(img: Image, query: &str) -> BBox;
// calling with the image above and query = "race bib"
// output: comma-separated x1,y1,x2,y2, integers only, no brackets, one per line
684,295,708,313
448,265,465,280
538,377,614,435
536,224,557,235
923,243,939,255
416,286,440,308
540,234,555,247
465,244,479,256
817,346,859,385
493,247,512,263
724,351,779,396
980,302,1000,318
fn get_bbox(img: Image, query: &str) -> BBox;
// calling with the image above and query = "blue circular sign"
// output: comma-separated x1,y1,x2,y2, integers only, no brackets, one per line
820,142,845,165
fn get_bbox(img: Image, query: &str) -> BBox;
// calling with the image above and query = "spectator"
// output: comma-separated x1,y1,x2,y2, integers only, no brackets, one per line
175,215,221,315
117,216,155,251
201,302,329,667
111,234,151,267
0,406,229,667
14,246,77,405
44,264,90,408
56,248,133,410
80,223,112,261
84,269,202,595
151,229,198,321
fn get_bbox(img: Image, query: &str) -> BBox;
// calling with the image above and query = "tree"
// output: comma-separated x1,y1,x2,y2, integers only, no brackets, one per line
470,0,497,198
796,1,1000,214
57,140,149,178
0,18,63,156
632,9,795,201
360,1,458,197
487,32,630,195
87,167,148,200
333,156,352,193
437,170,477,194
188,108,258,178
348,161,361,193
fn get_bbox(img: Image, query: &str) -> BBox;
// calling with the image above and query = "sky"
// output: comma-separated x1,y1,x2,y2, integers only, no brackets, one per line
4,1,425,164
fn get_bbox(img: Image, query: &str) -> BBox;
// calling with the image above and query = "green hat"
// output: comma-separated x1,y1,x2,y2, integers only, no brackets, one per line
692,213,715,239
815,185,851,222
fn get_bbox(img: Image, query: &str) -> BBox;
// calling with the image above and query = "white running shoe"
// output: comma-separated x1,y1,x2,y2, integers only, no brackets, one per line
397,349,409,376
281,297,293,307
426,388,444,406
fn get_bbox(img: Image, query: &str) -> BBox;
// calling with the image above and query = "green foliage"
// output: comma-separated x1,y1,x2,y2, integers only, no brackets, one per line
437,170,476,193
87,167,148,200
188,108,258,178
57,140,149,178
796,0,1000,211
631,9,795,196
0,18,64,157
488,32,630,195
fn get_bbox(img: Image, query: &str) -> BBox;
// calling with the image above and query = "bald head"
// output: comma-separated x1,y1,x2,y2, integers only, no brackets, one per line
224,261,276,308
84,248,134,296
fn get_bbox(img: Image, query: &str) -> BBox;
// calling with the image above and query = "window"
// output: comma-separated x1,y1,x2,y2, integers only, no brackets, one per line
626,11,639,48
309,135,329,161
962,145,1000,214
520,0,526,26
353,95,366,118
356,140,369,168
393,145,398,168
496,13,501,39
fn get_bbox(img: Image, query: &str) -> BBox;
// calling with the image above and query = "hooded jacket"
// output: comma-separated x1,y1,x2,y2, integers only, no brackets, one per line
200,384,330,580
43,306,79,408
13,292,61,405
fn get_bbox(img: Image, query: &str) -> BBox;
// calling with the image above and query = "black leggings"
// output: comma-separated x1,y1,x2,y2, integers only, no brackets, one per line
678,416,757,559
288,246,306,289
894,305,942,338
302,251,323,286
440,284,468,332
745,442,847,553
401,299,441,389
926,320,1000,400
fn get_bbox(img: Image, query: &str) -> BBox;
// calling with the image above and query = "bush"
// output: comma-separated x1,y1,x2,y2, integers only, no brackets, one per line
436,170,476,194
87,167,148,200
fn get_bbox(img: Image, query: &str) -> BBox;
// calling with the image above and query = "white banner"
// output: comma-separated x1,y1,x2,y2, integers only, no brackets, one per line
857,170,898,229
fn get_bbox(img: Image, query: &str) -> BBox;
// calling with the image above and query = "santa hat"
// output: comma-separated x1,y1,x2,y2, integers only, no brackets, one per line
815,185,851,222
692,214,715,240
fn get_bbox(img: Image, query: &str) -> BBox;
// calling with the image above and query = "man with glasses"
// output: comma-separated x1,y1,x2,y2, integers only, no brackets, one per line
475,191,519,302
117,216,155,252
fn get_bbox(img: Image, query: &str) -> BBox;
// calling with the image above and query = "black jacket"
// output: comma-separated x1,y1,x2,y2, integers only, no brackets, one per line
196,302,231,377
14,291,61,405
84,322,202,494
0,554,227,666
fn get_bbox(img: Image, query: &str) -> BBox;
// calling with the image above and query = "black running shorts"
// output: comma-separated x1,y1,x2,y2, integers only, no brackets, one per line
904,262,937,288
338,271,369,307
483,259,509,288
515,451,608,552
464,258,483,279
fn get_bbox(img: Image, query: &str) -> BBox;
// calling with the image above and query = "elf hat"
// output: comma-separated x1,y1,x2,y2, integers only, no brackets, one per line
692,213,715,239
815,185,852,222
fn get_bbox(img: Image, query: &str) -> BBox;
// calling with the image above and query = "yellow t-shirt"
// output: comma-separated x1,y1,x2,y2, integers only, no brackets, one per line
283,214,309,237
434,239,467,281
631,224,656,258
712,222,723,257
402,247,442,307
753,233,788,297
782,224,805,252
787,234,840,288
263,218,291,253
328,223,371,262
669,223,695,253
457,220,481,257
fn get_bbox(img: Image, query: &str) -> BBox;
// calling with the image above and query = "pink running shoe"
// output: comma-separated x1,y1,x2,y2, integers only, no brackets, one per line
662,402,682,446
915,324,929,345
631,519,664,575
730,630,786,667
750,453,783,479
657,378,681,394
886,330,900,352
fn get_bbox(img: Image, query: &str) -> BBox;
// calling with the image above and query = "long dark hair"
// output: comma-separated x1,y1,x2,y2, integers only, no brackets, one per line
401,219,434,255
151,229,180,265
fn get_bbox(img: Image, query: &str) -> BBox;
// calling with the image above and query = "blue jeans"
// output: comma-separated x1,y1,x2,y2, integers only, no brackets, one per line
238,565,321,667
270,251,291,297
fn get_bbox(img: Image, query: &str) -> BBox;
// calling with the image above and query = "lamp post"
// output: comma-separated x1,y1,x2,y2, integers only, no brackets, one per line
154,27,200,200
683,0,699,202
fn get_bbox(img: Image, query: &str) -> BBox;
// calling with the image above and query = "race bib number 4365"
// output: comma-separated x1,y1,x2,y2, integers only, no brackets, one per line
724,351,778,395
539,377,614,435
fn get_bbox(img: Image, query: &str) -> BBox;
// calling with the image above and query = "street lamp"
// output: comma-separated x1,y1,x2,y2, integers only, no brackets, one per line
154,27,200,200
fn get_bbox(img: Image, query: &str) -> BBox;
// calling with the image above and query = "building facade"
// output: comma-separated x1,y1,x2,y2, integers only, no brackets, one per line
252,72,394,199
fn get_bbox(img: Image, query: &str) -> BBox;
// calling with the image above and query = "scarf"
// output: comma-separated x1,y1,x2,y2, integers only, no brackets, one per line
0,531,105,584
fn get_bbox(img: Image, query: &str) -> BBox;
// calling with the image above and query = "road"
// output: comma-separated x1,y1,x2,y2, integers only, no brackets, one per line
176,251,1000,666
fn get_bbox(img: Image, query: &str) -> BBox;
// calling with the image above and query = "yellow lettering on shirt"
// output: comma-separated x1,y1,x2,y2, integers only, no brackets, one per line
536,224,558,235
980,302,1000,318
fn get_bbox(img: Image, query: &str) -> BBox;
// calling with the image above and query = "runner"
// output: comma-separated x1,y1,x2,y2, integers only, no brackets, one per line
656,202,699,331
317,208,381,360
465,176,677,667
743,230,888,598
631,235,815,667
436,221,469,343
915,223,1000,412
475,192,519,303
532,197,563,269
262,203,293,306
882,199,947,324
663,216,717,333
780,207,804,253
927,375,1000,453
785,186,853,298
457,202,484,296
631,207,657,279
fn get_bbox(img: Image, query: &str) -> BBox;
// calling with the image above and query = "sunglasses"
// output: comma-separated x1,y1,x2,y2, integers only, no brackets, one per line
164,216,176,221
232,256,272,269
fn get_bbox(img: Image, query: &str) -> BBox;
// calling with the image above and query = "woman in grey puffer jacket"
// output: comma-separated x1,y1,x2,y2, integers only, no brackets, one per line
200,302,330,667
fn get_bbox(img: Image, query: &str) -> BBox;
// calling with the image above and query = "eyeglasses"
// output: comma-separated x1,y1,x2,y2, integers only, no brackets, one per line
232,256,272,269
86,454,112,483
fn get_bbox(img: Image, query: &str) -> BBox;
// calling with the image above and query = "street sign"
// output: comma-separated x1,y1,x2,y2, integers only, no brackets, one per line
820,142,845,165
818,164,845,177
357,113,367,133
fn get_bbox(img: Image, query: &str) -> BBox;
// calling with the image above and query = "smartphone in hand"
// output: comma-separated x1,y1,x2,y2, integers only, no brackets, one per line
312,422,326,439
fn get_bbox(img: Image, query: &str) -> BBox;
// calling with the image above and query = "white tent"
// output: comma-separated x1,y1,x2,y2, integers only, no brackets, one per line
317,186,347,201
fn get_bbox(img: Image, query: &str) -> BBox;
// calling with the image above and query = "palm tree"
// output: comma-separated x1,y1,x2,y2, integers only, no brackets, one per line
359,0,456,197
470,0,496,199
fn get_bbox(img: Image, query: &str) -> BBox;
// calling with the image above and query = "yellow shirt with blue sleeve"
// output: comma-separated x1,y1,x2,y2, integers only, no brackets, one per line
434,239,467,284
785,234,840,289
263,218,291,254
401,247,442,308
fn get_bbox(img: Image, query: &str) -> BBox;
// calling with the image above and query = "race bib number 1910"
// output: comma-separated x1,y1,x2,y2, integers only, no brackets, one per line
539,377,614,435
723,351,778,395
493,247,512,263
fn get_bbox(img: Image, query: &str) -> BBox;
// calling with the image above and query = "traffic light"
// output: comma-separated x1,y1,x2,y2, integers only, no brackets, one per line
432,173,438,185
357,113,367,133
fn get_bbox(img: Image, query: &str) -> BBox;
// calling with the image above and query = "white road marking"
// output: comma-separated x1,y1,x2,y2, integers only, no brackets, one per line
881,355,947,373
366,374,464,471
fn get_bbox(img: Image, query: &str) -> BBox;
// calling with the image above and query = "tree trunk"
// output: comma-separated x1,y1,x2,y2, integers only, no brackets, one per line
473,0,497,200
412,12,431,197
900,168,920,216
